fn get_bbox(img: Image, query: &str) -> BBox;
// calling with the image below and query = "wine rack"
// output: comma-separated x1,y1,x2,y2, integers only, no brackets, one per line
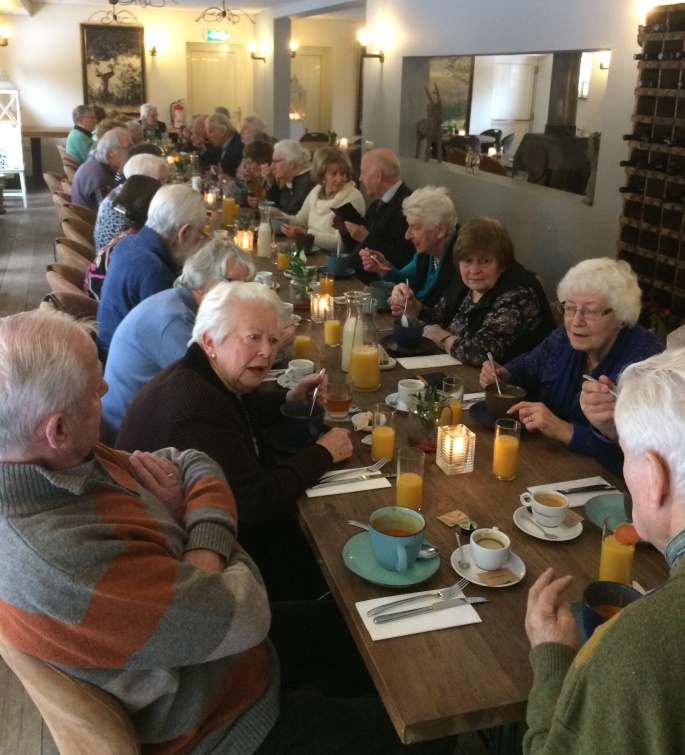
618,2,685,324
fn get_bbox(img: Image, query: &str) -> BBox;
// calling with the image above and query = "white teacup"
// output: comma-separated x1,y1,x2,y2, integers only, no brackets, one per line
520,490,569,528
469,527,511,571
280,302,294,322
255,271,274,286
397,378,424,406
285,358,314,383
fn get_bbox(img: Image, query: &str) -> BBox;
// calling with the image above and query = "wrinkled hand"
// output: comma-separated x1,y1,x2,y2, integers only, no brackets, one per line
525,568,579,650
316,427,353,463
360,248,390,273
511,401,573,444
261,163,275,185
344,221,369,243
286,372,328,404
282,223,306,238
423,323,450,345
580,376,618,440
479,359,511,388
389,283,420,318
182,549,226,574
331,214,347,233
278,319,297,349
129,451,184,522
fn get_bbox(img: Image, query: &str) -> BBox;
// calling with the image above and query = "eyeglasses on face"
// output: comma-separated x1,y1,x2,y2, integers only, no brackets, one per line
558,302,613,321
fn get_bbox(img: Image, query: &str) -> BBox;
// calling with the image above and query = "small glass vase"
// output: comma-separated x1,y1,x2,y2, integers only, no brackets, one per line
407,391,453,453
290,276,316,309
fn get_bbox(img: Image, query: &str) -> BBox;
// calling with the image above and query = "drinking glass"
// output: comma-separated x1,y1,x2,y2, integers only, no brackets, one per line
324,300,342,346
396,447,425,511
319,273,335,297
492,418,520,480
443,376,465,425
371,403,396,461
292,320,312,360
599,515,635,585
326,374,355,420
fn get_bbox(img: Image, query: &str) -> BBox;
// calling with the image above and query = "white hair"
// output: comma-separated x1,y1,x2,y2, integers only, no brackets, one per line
402,186,457,231
146,185,206,237
140,103,158,120
273,139,311,169
241,113,267,133
615,347,685,491
192,281,281,346
0,311,95,455
557,258,642,326
176,239,256,290
92,127,130,165
123,154,168,181
206,113,234,136
125,121,144,143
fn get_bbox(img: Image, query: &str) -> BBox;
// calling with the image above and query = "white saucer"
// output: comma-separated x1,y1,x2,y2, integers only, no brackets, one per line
450,544,526,587
380,357,397,371
361,435,372,446
277,373,300,389
385,392,409,412
351,412,373,432
513,506,583,542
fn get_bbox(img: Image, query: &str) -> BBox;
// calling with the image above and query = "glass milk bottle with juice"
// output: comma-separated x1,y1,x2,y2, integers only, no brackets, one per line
347,295,380,392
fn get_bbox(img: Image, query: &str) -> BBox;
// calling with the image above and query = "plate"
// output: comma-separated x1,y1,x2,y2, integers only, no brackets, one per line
342,531,440,588
450,544,526,587
513,506,583,542
277,373,300,389
469,400,496,429
351,412,372,432
384,392,409,413
361,435,372,446
380,357,397,371
319,265,355,278
380,334,436,357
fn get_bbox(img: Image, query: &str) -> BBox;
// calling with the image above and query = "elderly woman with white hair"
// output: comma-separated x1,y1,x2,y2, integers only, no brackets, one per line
264,139,316,215
481,257,663,474
117,281,352,600
139,103,167,140
101,239,256,443
71,127,133,210
361,185,459,310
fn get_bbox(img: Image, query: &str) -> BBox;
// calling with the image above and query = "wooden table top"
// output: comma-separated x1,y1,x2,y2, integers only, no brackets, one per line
254,248,670,745
22,127,71,139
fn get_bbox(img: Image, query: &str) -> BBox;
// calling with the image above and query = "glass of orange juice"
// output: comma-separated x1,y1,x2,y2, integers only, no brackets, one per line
599,516,635,585
292,320,312,360
319,273,334,297
371,403,396,461
323,300,341,346
492,418,520,480
443,376,465,425
396,447,425,511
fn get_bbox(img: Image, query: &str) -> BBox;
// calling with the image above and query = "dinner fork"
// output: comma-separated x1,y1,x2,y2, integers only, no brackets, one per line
366,577,470,617
318,457,390,484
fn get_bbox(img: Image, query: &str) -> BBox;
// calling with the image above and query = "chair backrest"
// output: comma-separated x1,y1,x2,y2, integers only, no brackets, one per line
443,134,481,156
480,128,503,149
501,133,516,155
46,262,87,296
61,178,73,195
479,154,507,176
44,171,65,194
62,154,81,170
61,217,95,251
63,164,78,181
0,634,140,755
445,147,467,166
549,301,563,327
60,206,96,230
52,191,72,209
54,235,96,263
54,244,92,273
299,131,329,143
64,202,97,225
56,144,67,160
42,291,99,322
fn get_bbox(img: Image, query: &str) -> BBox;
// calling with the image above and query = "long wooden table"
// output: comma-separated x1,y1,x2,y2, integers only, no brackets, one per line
256,251,669,745
22,126,71,187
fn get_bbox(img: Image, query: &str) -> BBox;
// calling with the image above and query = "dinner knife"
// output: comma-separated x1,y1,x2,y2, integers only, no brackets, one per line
554,484,617,495
311,473,397,489
373,597,489,624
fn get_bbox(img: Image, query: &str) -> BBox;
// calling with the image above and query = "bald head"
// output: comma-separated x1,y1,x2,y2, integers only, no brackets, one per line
360,148,401,197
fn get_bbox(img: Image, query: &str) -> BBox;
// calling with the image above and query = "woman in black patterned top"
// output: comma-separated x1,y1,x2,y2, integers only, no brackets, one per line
404,218,554,365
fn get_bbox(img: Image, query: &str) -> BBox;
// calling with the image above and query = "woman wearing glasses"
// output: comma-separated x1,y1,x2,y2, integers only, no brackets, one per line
480,257,663,474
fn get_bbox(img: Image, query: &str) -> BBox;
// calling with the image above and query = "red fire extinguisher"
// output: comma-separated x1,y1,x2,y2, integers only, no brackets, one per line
170,99,185,129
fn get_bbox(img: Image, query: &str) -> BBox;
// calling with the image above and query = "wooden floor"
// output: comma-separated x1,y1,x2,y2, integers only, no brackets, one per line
0,188,502,755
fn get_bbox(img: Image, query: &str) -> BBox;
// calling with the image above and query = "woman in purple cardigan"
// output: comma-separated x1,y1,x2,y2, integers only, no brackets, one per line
481,258,663,476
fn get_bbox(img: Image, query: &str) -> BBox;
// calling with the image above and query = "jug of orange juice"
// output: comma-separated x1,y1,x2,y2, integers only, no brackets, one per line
347,295,380,391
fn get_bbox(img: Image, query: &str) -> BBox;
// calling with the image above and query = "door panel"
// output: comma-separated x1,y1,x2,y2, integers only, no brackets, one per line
186,44,249,124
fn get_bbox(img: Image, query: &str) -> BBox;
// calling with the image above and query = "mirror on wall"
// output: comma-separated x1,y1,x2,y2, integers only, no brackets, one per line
400,50,610,197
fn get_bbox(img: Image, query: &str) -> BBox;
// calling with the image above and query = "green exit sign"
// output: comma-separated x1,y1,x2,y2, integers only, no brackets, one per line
205,29,230,42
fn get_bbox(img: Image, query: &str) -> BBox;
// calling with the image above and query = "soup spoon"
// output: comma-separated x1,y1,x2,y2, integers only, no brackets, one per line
487,351,502,396
347,520,439,559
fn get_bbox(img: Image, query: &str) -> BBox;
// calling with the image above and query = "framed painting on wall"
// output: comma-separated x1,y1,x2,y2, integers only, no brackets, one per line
80,24,146,112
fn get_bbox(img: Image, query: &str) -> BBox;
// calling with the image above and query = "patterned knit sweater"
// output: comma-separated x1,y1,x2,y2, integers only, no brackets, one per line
0,444,278,754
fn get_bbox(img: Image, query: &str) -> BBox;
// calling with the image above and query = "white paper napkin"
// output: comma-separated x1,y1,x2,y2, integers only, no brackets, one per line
528,476,616,509
464,392,485,408
306,477,391,498
356,591,482,640
396,355,462,369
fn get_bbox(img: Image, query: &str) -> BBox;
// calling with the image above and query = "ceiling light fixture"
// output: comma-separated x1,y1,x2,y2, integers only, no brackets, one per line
195,0,255,25
88,0,139,25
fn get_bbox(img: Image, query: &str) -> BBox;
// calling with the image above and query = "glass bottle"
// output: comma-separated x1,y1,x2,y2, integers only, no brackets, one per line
257,203,273,258
341,291,366,372
190,153,202,192
347,295,380,391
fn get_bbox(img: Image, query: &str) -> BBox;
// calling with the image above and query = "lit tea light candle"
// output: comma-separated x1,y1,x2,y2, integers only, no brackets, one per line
339,137,348,150
234,229,254,253
205,192,216,209
488,147,497,158
458,129,466,136
310,293,330,323
167,155,176,165
436,425,476,475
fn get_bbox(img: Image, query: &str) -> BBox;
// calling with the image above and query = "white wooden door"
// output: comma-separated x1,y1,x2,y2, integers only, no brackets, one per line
291,46,331,133
186,43,250,125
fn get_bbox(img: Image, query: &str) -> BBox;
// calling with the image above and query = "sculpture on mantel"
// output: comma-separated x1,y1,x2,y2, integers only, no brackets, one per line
415,84,443,163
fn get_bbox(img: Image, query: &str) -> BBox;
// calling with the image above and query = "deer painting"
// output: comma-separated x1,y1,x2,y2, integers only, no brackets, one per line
95,67,116,98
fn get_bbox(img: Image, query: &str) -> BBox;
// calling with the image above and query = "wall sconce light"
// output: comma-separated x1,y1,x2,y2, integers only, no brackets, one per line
0,26,9,47
248,41,265,62
598,50,611,70
149,45,157,57
357,28,384,64
289,39,298,58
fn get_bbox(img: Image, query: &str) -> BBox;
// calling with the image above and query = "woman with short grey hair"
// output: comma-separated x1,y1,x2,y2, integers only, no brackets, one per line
102,240,256,443
139,103,167,140
117,280,353,600
264,139,316,214
481,257,664,475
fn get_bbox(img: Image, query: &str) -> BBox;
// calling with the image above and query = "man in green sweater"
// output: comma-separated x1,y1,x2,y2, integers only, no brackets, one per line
524,347,685,754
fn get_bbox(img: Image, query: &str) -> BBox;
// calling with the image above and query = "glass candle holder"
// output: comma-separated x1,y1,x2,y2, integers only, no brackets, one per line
310,293,330,324
436,424,476,475
234,229,254,253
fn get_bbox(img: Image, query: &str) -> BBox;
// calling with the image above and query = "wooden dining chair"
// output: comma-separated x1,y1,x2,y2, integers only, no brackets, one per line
42,291,98,322
62,202,97,225
63,163,78,182
61,178,72,196
54,245,92,273
53,236,96,263
445,147,467,166
43,170,65,194
52,191,72,210
443,134,481,156
0,633,140,755
61,217,95,251
479,154,507,176
46,263,87,297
